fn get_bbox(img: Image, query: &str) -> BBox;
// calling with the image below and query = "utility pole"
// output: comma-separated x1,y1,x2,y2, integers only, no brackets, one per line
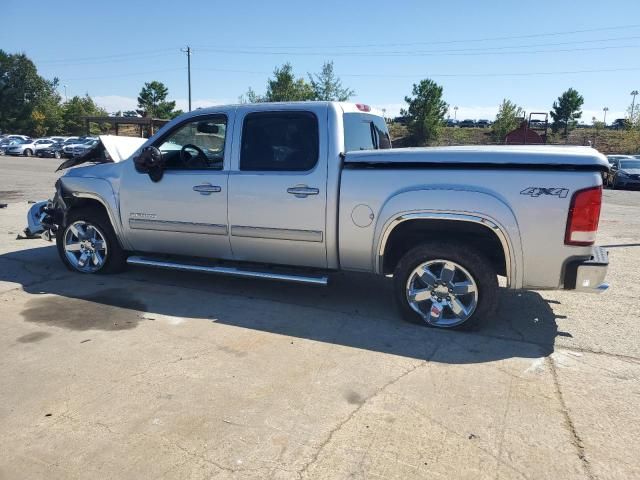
603,106,608,126
453,106,458,120
631,90,639,121
181,46,192,111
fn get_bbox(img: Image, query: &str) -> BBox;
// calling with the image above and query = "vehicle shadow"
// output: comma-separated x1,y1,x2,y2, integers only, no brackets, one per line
3,245,558,364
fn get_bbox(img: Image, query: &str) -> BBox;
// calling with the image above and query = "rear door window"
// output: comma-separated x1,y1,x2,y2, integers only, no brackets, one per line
240,111,319,171
343,113,391,152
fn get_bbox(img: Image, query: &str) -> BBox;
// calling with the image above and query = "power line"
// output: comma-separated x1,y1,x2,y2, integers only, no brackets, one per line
57,64,640,82
193,23,640,49
37,48,178,65
58,68,183,82
194,43,640,57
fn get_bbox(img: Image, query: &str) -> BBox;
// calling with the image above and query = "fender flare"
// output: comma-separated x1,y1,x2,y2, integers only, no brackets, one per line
59,177,131,250
373,188,523,288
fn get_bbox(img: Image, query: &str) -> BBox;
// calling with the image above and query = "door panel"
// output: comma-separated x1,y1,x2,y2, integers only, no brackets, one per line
120,165,231,259
119,113,232,260
228,108,328,268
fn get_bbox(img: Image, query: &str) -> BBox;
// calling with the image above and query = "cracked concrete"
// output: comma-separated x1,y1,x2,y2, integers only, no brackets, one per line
0,159,639,479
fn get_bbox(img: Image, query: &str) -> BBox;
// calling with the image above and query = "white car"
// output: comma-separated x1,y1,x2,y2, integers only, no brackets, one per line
64,138,99,157
6,138,55,156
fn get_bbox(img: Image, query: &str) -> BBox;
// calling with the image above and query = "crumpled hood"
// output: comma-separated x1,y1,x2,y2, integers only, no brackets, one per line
56,135,147,171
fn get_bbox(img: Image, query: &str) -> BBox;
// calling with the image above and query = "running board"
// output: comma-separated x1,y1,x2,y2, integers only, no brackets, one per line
126,255,329,286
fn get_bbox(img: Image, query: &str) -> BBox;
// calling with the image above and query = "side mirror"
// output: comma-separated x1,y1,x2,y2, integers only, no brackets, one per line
135,146,165,182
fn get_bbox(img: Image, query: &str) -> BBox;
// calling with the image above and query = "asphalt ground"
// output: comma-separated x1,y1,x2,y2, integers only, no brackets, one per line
0,155,638,479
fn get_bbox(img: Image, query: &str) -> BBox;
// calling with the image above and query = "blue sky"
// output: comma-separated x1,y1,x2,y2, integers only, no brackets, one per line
2,0,639,121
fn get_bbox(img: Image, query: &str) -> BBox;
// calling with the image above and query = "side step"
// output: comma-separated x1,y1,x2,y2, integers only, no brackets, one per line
126,255,329,286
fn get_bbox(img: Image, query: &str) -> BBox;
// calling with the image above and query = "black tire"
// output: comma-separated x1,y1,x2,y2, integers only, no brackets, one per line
56,207,127,274
393,242,498,330
23,149,33,157
54,151,61,159
612,177,620,190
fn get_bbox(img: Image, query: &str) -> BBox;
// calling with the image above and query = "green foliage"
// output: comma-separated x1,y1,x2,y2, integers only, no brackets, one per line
308,61,354,101
0,50,62,136
243,62,354,103
401,79,448,145
492,99,524,142
264,63,315,102
550,88,584,135
61,95,108,135
137,81,178,119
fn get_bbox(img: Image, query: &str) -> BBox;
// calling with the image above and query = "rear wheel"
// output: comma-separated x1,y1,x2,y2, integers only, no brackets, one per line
23,149,33,157
54,151,61,159
393,242,498,329
56,208,127,274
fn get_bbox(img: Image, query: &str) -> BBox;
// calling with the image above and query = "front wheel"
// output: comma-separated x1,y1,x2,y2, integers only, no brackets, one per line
23,149,33,157
393,242,498,329
56,208,127,274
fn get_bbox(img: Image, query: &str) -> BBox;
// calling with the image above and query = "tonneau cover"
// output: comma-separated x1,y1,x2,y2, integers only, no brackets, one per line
344,145,609,172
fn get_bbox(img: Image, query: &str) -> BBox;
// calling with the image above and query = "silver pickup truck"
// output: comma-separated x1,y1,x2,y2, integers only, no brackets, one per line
27,101,610,329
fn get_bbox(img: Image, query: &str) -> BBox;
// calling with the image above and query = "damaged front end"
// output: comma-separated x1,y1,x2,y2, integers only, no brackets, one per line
23,180,68,240
23,135,146,241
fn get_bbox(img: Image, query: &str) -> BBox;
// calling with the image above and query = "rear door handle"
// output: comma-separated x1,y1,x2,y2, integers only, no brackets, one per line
193,183,222,195
287,185,319,198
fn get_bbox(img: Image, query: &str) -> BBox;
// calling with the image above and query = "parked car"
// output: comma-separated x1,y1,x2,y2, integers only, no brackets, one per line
26,102,609,330
36,142,65,159
458,119,476,128
5,138,54,156
604,158,640,189
0,138,18,155
606,154,633,165
610,119,629,130
446,119,458,127
63,138,98,157
476,119,491,128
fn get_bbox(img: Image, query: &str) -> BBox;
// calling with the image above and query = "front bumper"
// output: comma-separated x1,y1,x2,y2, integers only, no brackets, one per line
565,246,609,293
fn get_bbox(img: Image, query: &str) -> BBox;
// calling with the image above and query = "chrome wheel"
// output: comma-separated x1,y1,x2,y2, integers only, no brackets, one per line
406,259,479,327
63,221,108,273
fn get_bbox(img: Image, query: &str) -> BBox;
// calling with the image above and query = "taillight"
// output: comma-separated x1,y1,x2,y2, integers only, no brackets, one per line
355,103,371,112
565,186,602,246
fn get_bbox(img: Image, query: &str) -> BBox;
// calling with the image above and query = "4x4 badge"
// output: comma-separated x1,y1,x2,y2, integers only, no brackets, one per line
520,187,569,198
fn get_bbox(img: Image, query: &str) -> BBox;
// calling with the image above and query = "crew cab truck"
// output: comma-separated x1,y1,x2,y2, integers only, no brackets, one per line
28,102,610,329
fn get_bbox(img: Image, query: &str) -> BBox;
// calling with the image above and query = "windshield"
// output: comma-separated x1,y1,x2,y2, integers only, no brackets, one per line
620,160,640,169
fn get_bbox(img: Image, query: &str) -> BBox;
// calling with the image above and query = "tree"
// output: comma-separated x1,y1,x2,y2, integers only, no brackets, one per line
265,63,315,102
550,88,584,135
243,63,315,103
137,81,178,119
492,99,524,142
401,79,448,145
61,95,108,135
0,50,62,136
308,61,354,101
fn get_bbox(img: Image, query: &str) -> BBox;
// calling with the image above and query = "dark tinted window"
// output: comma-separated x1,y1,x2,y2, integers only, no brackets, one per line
240,112,319,171
343,113,391,152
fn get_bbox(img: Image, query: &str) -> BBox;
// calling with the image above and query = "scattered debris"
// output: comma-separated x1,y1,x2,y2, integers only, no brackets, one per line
80,339,91,344
0,203,7,209
45,413,52,417
468,433,478,440
27,200,36,204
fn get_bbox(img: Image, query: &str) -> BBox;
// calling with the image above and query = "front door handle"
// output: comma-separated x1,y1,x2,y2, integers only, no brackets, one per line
287,185,319,198
193,183,222,195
